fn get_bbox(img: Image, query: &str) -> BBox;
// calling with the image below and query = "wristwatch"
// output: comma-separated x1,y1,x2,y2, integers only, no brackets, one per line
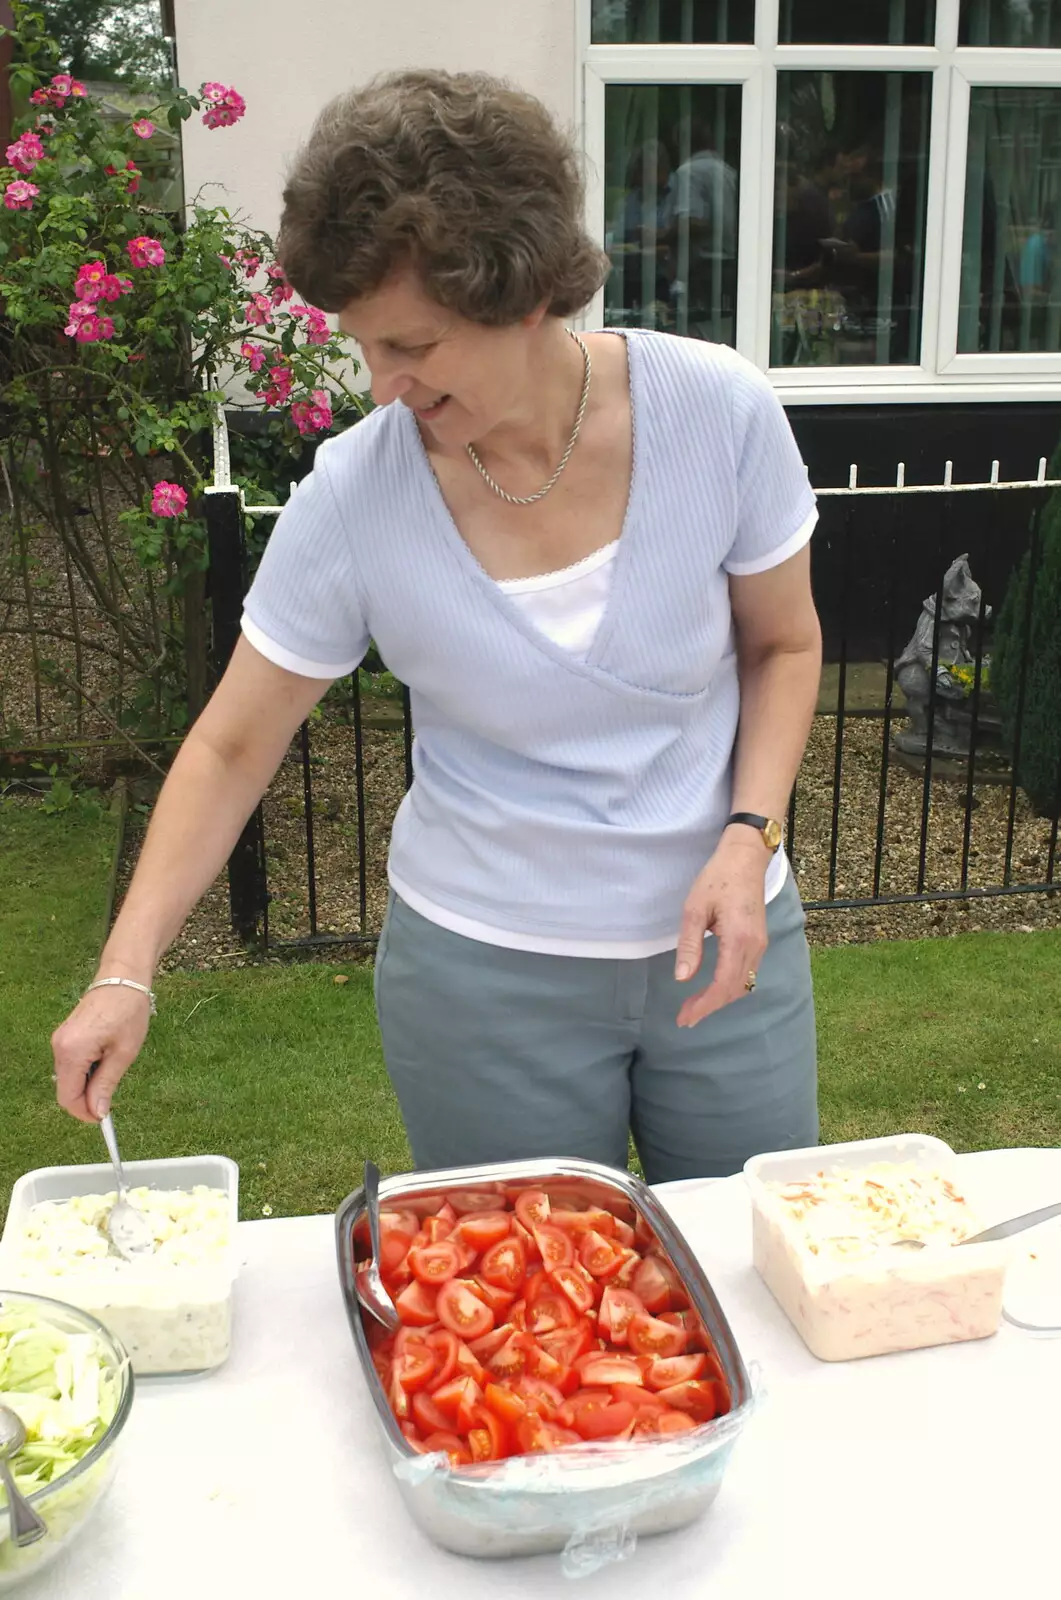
726,812,783,852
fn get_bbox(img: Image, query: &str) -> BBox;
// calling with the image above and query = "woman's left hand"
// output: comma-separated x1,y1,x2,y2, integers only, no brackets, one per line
673,832,770,1027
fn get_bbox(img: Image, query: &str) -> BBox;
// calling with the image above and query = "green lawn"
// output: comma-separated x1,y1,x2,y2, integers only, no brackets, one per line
2,802,1059,1226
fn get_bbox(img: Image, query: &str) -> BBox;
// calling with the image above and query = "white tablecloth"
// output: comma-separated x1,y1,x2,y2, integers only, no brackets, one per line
18,1148,1061,1600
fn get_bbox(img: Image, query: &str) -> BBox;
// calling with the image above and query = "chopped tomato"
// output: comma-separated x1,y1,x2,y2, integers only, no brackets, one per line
424,1328,459,1390
565,1393,637,1441
549,1206,617,1238
527,1291,578,1336
453,1340,488,1386
445,1189,507,1215
579,1229,626,1280
514,1375,566,1419
408,1240,462,1286
648,1253,688,1308
631,1256,671,1314
576,1352,644,1387
479,1234,527,1292
400,1420,425,1448
514,1190,551,1232
483,1382,528,1426
431,1376,483,1433
378,1210,419,1274
611,1249,642,1287
454,1211,512,1253
628,1312,688,1359
485,1332,529,1381
468,1323,514,1361
411,1391,451,1435
633,1408,698,1438
598,1286,644,1345
514,1218,541,1261
394,1341,438,1393
421,1430,472,1466
469,1277,517,1318
611,1382,667,1412
467,1427,493,1462
532,1223,575,1272
422,1213,455,1244
538,1319,596,1367
655,1379,719,1423
395,1279,439,1328
516,1414,582,1454
612,1217,637,1249
643,1353,707,1390
388,1368,411,1421
550,1264,597,1315
436,1280,494,1340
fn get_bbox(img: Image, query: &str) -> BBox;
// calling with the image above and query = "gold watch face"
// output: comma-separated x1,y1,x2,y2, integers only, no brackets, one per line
763,819,783,851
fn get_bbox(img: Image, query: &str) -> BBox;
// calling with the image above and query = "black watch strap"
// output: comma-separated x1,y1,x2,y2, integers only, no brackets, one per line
726,812,783,850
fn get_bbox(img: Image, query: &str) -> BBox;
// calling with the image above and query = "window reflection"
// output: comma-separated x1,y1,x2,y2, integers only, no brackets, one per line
604,84,742,344
591,0,754,44
959,88,1061,353
770,73,931,367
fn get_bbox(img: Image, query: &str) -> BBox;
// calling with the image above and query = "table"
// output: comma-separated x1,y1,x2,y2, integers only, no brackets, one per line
21,1149,1061,1600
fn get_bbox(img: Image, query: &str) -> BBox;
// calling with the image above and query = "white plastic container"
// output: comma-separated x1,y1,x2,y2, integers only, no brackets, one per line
0,1156,239,1377
744,1135,1010,1362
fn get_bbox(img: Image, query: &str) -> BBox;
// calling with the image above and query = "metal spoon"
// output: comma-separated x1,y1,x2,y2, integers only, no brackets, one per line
0,1405,47,1548
888,1200,1061,1251
99,1110,155,1262
355,1161,400,1333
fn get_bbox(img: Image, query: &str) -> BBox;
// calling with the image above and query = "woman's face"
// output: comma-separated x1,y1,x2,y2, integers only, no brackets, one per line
338,268,545,448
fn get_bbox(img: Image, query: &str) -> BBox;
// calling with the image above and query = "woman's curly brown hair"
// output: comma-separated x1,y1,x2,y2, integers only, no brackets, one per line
277,70,609,324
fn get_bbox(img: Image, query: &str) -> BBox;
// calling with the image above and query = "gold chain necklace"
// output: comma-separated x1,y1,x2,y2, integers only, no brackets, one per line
465,330,592,506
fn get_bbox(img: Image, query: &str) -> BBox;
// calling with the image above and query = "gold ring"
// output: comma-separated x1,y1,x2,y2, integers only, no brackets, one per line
744,971,757,993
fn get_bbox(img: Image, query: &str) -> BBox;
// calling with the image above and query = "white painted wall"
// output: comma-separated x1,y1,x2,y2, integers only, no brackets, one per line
173,0,578,238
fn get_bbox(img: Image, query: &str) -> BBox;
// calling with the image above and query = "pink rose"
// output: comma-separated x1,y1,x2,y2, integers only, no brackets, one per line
6,133,45,173
69,81,87,98
292,304,330,345
74,261,108,301
235,248,261,278
3,180,39,211
99,274,133,302
151,481,188,518
66,307,115,343
51,74,74,96
263,363,294,407
243,292,273,326
131,119,154,139
219,254,233,270
240,340,267,373
290,389,333,436
201,83,246,130
30,89,52,107
63,301,97,336
126,235,166,268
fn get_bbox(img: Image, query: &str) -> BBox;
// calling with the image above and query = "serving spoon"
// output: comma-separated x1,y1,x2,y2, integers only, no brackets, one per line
0,1405,48,1548
355,1160,400,1333
887,1199,1061,1251
85,1063,154,1262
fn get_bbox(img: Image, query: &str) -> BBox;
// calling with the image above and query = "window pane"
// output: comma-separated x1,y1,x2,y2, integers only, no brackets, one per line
591,0,754,44
959,0,1061,46
779,0,935,44
959,88,1061,353
770,73,932,367
604,84,742,345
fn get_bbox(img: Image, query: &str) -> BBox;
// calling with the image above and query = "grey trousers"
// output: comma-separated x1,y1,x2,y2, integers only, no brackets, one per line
374,872,818,1185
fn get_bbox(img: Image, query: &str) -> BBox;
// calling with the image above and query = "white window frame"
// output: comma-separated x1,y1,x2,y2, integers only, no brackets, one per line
578,0,1061,403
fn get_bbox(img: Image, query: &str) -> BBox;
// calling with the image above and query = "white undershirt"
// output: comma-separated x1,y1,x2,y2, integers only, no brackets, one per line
389,540,789,957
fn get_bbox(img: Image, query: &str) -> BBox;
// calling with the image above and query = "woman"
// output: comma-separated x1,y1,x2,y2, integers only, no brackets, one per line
51,70,823,1184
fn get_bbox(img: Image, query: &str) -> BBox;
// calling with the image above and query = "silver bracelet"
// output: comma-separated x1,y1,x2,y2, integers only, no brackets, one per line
84,976,157,1016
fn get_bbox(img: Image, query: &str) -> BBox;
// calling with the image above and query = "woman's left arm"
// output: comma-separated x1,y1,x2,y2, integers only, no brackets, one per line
674,543,822,1026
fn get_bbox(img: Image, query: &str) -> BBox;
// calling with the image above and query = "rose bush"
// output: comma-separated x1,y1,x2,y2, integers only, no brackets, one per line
0,2,364,737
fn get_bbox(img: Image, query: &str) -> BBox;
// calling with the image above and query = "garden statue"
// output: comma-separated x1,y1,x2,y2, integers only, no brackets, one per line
894,554,991,757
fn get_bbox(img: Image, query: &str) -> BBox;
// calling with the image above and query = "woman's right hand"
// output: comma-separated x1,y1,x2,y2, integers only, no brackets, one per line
51,983,154,1123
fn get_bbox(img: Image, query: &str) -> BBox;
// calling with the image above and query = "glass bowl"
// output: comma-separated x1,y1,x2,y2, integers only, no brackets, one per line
0,1289,134,1591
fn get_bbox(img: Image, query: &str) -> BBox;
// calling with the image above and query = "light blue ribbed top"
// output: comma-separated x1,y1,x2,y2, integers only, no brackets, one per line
242,331,816,941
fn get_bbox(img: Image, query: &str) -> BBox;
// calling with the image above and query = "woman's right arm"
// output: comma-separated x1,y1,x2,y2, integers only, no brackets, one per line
51,637,336,1123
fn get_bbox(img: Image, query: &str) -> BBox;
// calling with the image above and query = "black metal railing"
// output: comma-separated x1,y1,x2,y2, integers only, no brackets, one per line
204,454,1061,949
